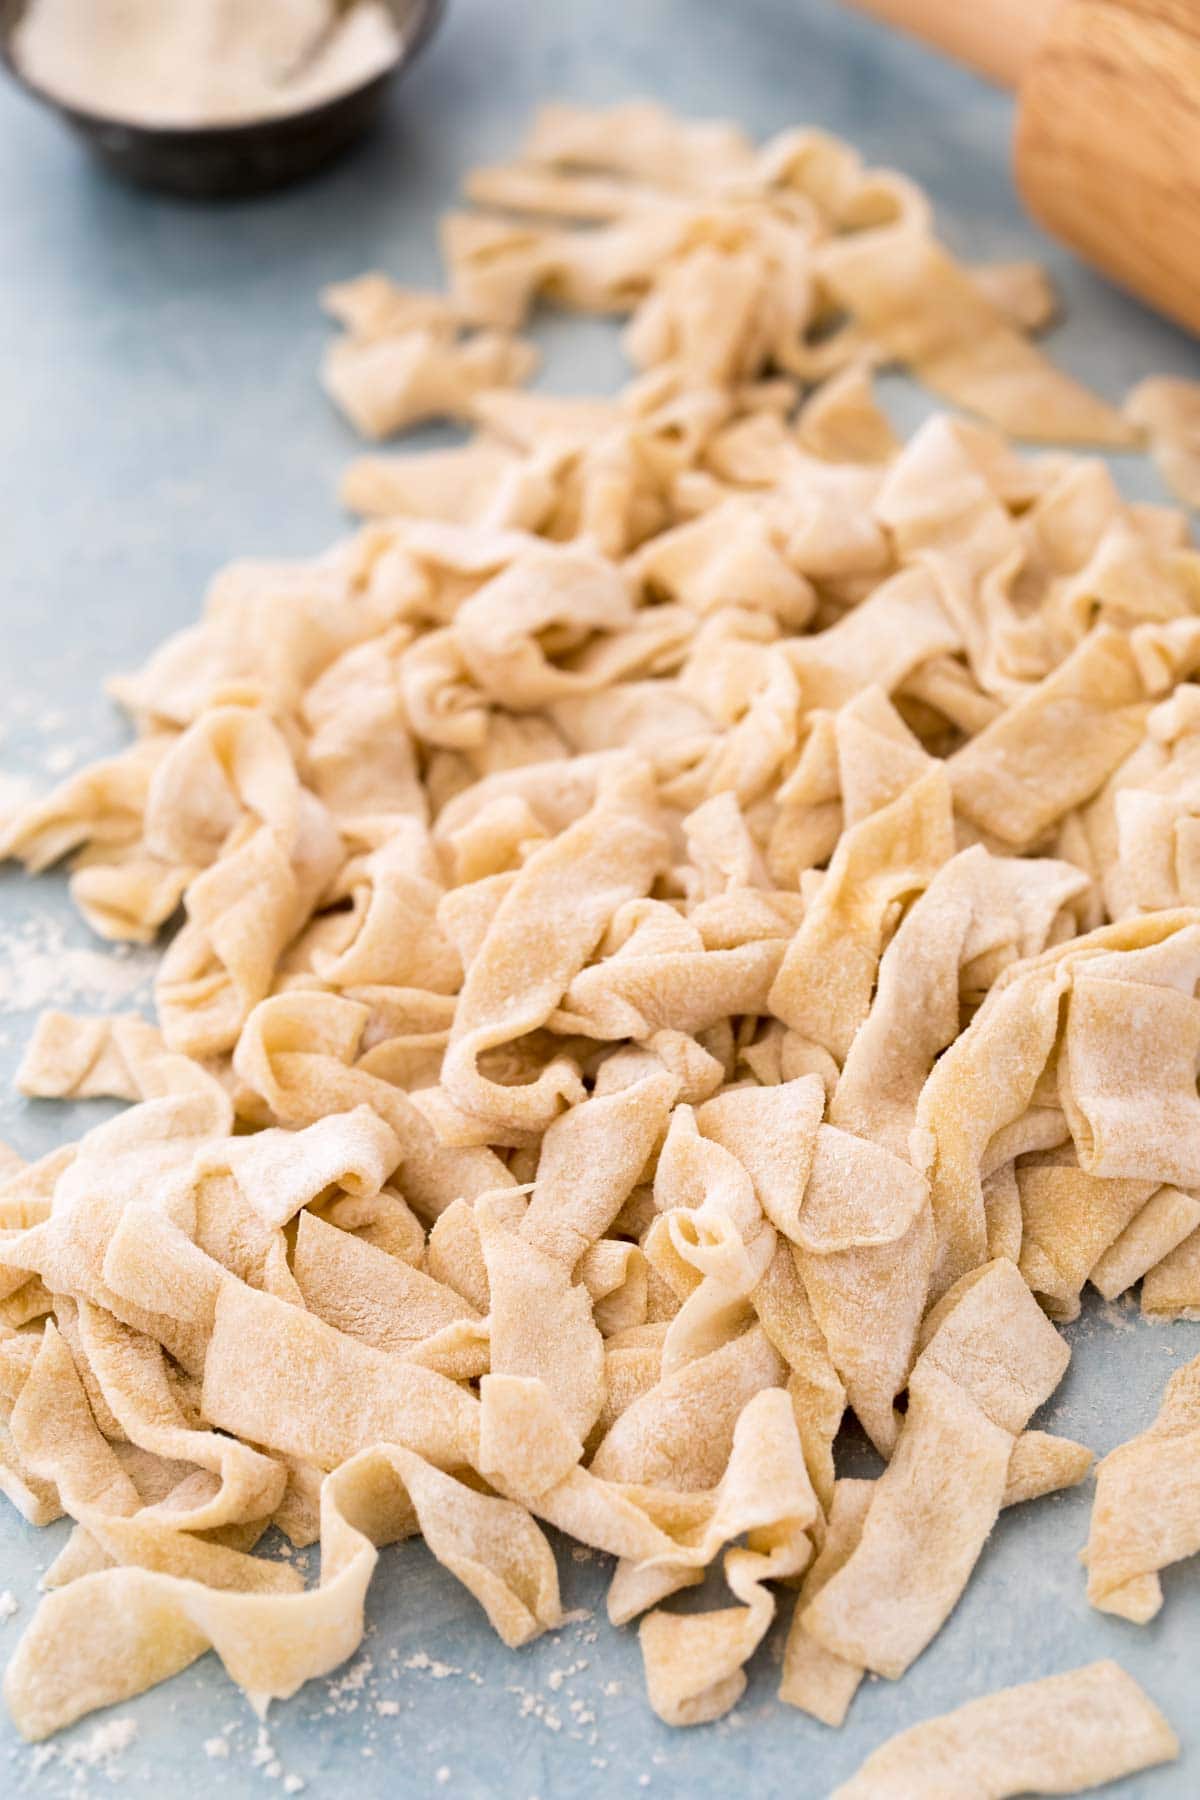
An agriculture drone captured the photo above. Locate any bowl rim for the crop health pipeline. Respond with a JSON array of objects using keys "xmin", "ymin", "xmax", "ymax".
[{"xmin": 0, "ymin": 0, "xmax": 445, "ymax": 141}]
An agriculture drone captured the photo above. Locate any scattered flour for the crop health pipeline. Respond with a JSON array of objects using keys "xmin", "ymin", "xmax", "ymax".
[
  {"xmin": 329, "ymin": 1656, "xmax": 373, "ymax": 1694},
  {"xmin": 58, "ymin": 1717, "xmax": 138, "ymax": 1776},
  {"xmin": 42, "ymin": 745, "xmax": 80, "ymax": 777},
  {"xmin": 0, "ymin": 1589, "xmax": 18, "ymax": 1621},
  {"xmin": 203, "ymin": 1735, "xmax": 231, "ymax": 1759},
  {"xmin": 240, "ymin": 1722, "xmax": 306, "ymax": 1789},
  {"xmin": 403, "ymin": 1652, "xmax": 461, "ymax": 1678},
  {"xmin": 0, "ymin": 915, "xmax": 155, "ymax": 1015}
]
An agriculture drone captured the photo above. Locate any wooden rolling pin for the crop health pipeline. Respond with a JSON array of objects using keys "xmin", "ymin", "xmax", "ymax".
[{"xmin": 843, "ymin": 0, "xmax": 1200, "ymax": 336}]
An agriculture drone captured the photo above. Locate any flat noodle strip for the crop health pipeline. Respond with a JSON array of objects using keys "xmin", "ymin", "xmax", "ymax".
[
  {"xmin": 200, "ymin": 1281, "xmax": 481, "ymax": 1472},
  {"xmin": 768, "ymin": 767, "xmax": 955, "ymax": 1060},
  {"xmin": 442, "ymin": 761, "xmax": 668, "ymax": 1134},
  {"xmin": 831, "ymin": 1661, "xmax": 1177, "ymax": 1799},
  {"xmin": 818, "ymin": 226, "xmax": 1135, "ymax": 446},
  {"xmin": 801, "ymin": 1261, "xmax": 1068, "ymax": 1678},
  {"xmin": 1085, "ymin": 1351, "xmax": 1200, "ymax": 1623}
]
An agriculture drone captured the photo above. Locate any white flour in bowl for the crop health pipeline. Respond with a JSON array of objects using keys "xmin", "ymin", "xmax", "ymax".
[{"xmin": 13, "ymin": 0, "xmax": 403, "ymax": 128}]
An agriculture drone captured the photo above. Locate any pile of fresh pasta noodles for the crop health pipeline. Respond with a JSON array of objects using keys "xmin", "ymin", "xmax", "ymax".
[{"xmin": 1, "ymin": 99, "xmax": 1199, "ymax": 1793}]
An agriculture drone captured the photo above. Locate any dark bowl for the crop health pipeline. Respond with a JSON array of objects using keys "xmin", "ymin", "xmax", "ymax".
[{"xmin": 0, "ymin": 0, "xmax": 444, "ymax": 198}]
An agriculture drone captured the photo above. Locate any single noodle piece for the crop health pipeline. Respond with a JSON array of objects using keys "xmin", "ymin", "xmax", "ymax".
[{"xmin": 830, "ymin": 1661, "xmax": 1177, "ymax": 1800}]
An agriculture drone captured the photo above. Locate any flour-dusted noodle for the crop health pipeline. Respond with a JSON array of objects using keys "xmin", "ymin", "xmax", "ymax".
[
  {"xmin": 1085, "ymin": 1352, "xmax": 1200, "ymax": 1623},
  {"xmin": 801, "ymin": 1262, "xmax": 1068, "ymax": 1678},
  {"xmin": 1127, "ymin": 376, "xmax": 1200, "ymax": 509},
  {"xmin": 831, "ymin": 1661, "xmax": 1177, "ymax": 1799}
]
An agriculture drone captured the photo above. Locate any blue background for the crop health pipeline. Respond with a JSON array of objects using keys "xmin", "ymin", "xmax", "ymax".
[{"xmin": 1, "ymin": 1, "xmax": 1199, "ymax": 1793}]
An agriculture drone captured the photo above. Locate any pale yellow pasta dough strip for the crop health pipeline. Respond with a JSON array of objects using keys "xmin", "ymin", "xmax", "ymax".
[
  {"xmin": 696, "ymin": 1075, "xmax": 824, "ymax": 1243},
  {"xmin": 831, "ymin": 1660, "xmax": 1177, "ymax": 1799},
  {"xmin": 291, "ymin": 1211, "xmax": 486, "ymax": 1378},
  {"xmin": 640, "ymin": 1535, "xmax": 807, "ymax": 1726},
  {"xmin": 10, "ymin": 1325, "xmax": 294, "ymax": 1593},
  {"xmin": 751, "ymin": 1242, "xmax": 844, "ymax": 1514},
  {"xmin": 0, "ymin": 735, "xmax": 169, "ymax": 873},
  {"xmin": 76, "ymin": 1302, "xmax": 286, "ymax": 1531},
  {"xmin": 948, "ymin": 628, "xmax": 1149, "ymax": 849},
  {"xmin": 797, "ymin": 363, "xmax": 898, "ymax": 464},
  {"xmin": 1003, "ymin": 1430, "xmax": 1093, "ymax": 1507},
  {"xmin": 792, "ymin": 1125, "xmax": 932, "ymax": 1457},
  {"xmin": 1090, "ymin": 1187, "xmax": 1200, "ymax": 1301},
  {"xmin": 233, "ymin": 990, "xmax": 511, "ymax": 1217},
  {"xmin": 832, "ymin": 847, "xmax": 1086, "ymax": 1157},
  {"xmin": 819, "ymin": 225, "xmax": 1134, "ymax": 446},
  {"xmin": 769, "ymin": 765, "xmax": 955, "ymax": 1060},
  {"xmin": 607, "ymin": 1385, "xmax": 817, "ymax": 1625},
  {"xmin": 442, "ymin": 761, "xmax": 668, "ymax": 1134},
  {"xmin": 1142, "ymin": 1223, "xmax": 1200, "ymax": 1319},
  {"xmin": 200, "ymin": 1281, "xmax": 480, "ymax": 1472},
  {"xmin": 912, "ymin": 964, "xmax": 1067, "ymax": 1293},
  {"xmin": 17, "ymin": 1011, "xmax": 152, "ymax": 1102},
  {"xmin": 780, "ymin": 1477, "xmax": 873, "ymax": 1726},
  {"xmin": 5, "ymin": 1438, "xmax": 559, "ymax": 1741},
  {"xmin": 202, "ymin": 1105, "xmax": 402, "ymax": 1229},
  {"xmin": 801, "ymin": 1260, "xmax": 1068, "ymax": 1678},
  {"xmin": 1016, "ymin": 1164, "xmax": 1158, "ymax": 1321},
  {"xmin": 590, "ymin": 1326, "xmax": 784, "ymax": 1491},
  {"xmin": 1061, "ymin": 965, "xmax": 1200, "ymax": 1189},
  {"xmin": 322, "ymin": 327, "xmax": 537, "ymax": 441},
  {"xmin": 555, "ymin": 938, "xmax": 784, "ymax": 1042},
  {"xmin": 1126, "ymin": 375, "xmax": 1200, "ymax": 509},
  {"xmin": 1085, "ymin": 1351, "xmax": 1200, "ymax": 1623},
  {"xmin": 519, "ymin": 1069, "xmax": 675, "ymax": 1265},
  {"xmin": 477, "ymin": 1195, "xmax": 604, "ymax": 1442}
]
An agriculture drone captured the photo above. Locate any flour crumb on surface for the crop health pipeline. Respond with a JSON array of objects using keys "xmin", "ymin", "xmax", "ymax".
[
  {"xmin": 59, "ymin": 1717, "xmax": 138, "ymax": 1774},
  {"xmin": 404, "ymin": 1652, "xmax": 461, "ymax": 1678},
  {"xmin": 203, "ymin": 1735, "xmax": 230, "ymax": 1758},
  {"xmin": 329, "ymin": 1656, "xmax": 373, "ymax": 1693},
  {"xmin": 250, "ymin": 1727, "xmax": 276, "ymax": 1768},
  {"xmin": 0, "ymin": 1591, "xmax": 17, "ymax": 1622},
  {"xmin": 0, "ymin": 915, "xmax": 154, "ymax": 1015}
]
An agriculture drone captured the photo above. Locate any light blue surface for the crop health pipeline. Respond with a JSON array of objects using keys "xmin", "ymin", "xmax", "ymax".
[{"xmin": 2, "ymin": 2, "xmax": 1200, "ymax": 1794}]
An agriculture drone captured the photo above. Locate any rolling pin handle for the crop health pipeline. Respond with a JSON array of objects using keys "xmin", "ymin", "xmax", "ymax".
[{"xmin": 840, "ymin": 0, "xmax": 1062, "ymax": 89}]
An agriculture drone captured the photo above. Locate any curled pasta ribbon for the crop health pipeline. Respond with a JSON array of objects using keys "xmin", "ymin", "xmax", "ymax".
[
  {"xmin": 233, "ymin": 991, "xmax": 511, "ymax": 1218},
  {"xmin": 769, "ymin": 765, "xmax": 955, "ymax": 1061},
  {"xmin": 442, "ymin": 760, "xmax": 669, "ymax": 1136},
  {"xmin": 322, "ymin": 323, "xmax": 537, "ymax": 441},
  {"xmin": 791, "ymin": 1126, "xmax": 932, "ymax": 1457},
  {"xmin": 1085, "ymin": 1351, "xmax": 1200, "ymax": 1624},
  {"xmin": 6, "ymin": 1336, "xmax": 558, "ymax": 1740},
  {"xmin": 645, "ymin": 1107, "xmax": 776, "ymax": 1376}
]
